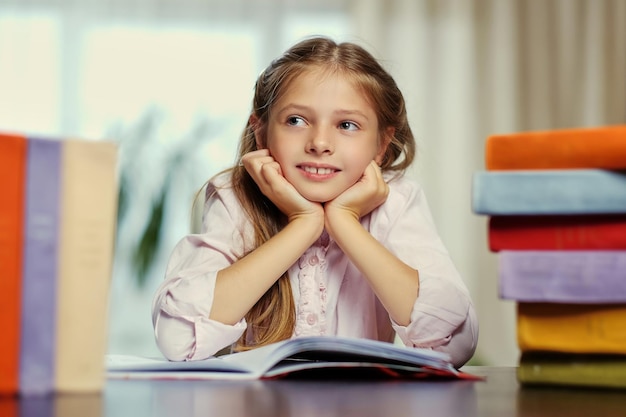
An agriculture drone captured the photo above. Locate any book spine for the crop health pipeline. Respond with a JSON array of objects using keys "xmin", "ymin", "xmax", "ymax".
[
  {"xmin": 517, "ymin": 303, "xmax": 626, "ymax": 354},
  {"xmin": 55, "ymin": 395, "xmax": 103, "ymax": 416},
  {"xmin": 19, "ymin": 138, "xmax": 62, "ymax": 395},
  {"xmin": 0, "ymin": 133, "xmax": 27, "ymax": 395},
  {"xmin": 485, "ymin": 125, "xmax": 626, "ymax": 170},
  {"xmin": 0, "ymin": 401, "xmax": 18, "ymax": 417},
  {"xmin": 55, "ymin": 139, "xmax": 118, "ymax": 393},
  {"xmin": 472, "ymin": 169, "xmax": 626, "ymax": 215},
  {"xmin": 518, "ymin": 353, "xmax": 626, "ymax": 389},
  {"xmin": 499, "ymin": 250, "xmax": 626, "ymax": 303},
  {"xmin": 488, "ymin": 215, "xmax": 626, "ymax": 251}
]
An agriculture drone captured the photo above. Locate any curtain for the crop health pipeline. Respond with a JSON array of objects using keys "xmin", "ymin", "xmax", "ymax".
[{"xmin": 350, "ymin": 0, "xmax": 626, "ymax": 365}]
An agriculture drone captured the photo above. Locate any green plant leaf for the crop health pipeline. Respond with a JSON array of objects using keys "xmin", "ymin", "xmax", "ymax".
[{"xmin": 132, "ymin": 187, "xmax": 166, "ymax": 288}]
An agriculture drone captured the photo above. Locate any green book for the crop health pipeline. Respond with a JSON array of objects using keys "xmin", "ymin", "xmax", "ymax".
[{"xmin": 518, "ymin": 352, "xmax": 626, "ymax": 389}]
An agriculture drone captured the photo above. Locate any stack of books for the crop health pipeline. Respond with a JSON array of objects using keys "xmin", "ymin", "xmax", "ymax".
[
  {"xmin": 472, "ymin": 125, "xmax": 626, "ymax": 389},
  {"xmin": 0, "ymin": 132, "xmax": 118, "ymax": 396}
]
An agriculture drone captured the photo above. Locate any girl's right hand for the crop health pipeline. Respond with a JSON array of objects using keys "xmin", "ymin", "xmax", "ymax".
[{"xmin": 241, "ymin": 149, "xmax": 324, "ymax": 224}]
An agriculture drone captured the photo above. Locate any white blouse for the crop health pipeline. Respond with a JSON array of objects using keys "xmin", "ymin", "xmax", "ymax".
[{"xmin": 152, "ymin": 172, "xmax": 478, "ymax": 368}]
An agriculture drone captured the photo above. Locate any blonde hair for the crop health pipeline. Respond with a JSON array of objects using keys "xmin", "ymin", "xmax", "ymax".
[{"xmin": 222, "ymin": 36, "xmax": 416, "ymax": 350}]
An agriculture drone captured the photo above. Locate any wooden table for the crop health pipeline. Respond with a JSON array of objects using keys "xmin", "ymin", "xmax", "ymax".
[{"xmin": 4, "ymin": 367, "xmax": 626, "ymax": 416}]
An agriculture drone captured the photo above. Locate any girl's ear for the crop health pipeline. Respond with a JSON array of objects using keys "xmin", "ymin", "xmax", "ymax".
[
  {"xmin": 249, "ymin": 114, "xmax": 265, "ymax": 150},
  {"xmin": 374, "ymin": 127, "xmax": 395, "ymax": 165}
]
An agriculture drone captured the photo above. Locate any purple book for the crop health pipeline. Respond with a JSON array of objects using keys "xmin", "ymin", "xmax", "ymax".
[
  {"xmin": 498, "ymin": 250, "xmax": 626, "ymax": 303},
  {"xmin": 19, "ymin": 138, "xmax": 61, "ymax": 395},
  {"xmin": 498, "ymin": 250, "xmax": 626, "ymax": 304}
]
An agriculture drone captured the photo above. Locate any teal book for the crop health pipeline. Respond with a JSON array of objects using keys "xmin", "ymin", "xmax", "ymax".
[{"xmin": 472, "ymin": 169, "xmax": 626, "ymax": 215}]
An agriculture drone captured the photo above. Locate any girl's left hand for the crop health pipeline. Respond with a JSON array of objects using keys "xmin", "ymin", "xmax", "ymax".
[{"xmin": 325, "ymin": 160, "xmax": 389, "ymax": 222}]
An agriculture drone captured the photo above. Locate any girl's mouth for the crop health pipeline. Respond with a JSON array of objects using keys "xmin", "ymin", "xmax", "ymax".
[{"xmin": 301, "ymin": 166, "xmax": 337, "ymax": 175}]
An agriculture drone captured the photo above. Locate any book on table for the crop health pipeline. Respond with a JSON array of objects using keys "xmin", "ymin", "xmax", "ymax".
[
  {"xmin": 19, "ymin": 138, "xmax": 62, "ymax": 395},
  {"xmin": 488, "ymin": 215, "xmax": 626, "ymax": 251},
  {"xmin": 517, "ymin": 303, "xmax": 626, "ymax": 355},
  {"xmin": 518, "ymin": 352, "xmax": 626, "ymax": 389},
  {"xmin": 484, "ymin": 125, "xmax": 626, "ymax": 170},
  {"xmin": 498, "ymin": 250, "xmax": 626, "ymax": 303},
  {"xmin": 472, "ymin": 169, "xmax": 626, "ymax": 215},
  {"xmin": 107, "ymin": 336, "xmax": 482, "ymax": 381},
  {"xmin": 0, "ymin": 132, "xmax": 27, "ymax": 395},
  {"xmin": 54, "ymin": 139, "xmax": 118, "ymax": 393}
]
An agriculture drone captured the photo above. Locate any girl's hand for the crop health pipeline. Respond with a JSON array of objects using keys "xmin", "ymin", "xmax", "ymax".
[
  {"xmin": 325, "ymin": 160, "xmax": 389, "ymax": 224},
  {"xmin": 241, "ymin": 149, "xmax": 324, "ymax": 223}
]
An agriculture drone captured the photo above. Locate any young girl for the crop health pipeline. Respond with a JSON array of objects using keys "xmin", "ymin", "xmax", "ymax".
[{"xmin": 152, "ymin": 36, "xmax": 478, "ymax": 368}]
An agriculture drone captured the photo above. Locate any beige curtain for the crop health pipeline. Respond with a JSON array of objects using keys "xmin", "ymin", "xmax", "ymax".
[{"xmin": 350, "ymin": 0, "xmax": 626, "ymax": 365}]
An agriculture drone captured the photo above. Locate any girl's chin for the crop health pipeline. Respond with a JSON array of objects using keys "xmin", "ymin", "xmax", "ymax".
[{"xmin": 298, "ymin": 189, "xmax": 343, "ymax": 203}]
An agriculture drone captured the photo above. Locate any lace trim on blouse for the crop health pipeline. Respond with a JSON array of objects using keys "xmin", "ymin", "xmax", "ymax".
[{"xmin": 294, "ymin": 231, "xmax": 331, "ymax": 336}]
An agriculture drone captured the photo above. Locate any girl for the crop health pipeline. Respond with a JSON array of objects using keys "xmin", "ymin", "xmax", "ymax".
[{"xmin": 152, "ymin": 36, "xmax": 478, "ymax": 368}]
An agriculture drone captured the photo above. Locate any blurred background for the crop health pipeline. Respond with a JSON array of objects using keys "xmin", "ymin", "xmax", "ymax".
[{"xmin": 1, "ymin": 0, "xmax": 624, "ymax": 366}]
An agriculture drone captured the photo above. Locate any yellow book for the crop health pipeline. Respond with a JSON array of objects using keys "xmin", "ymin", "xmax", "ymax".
[
  {"xmin": 55, "ymin": 139, "xmax": 118, "ymax": 392},
  {"xmin": 517, "ymin": 303, "xmax": 626, "ymax": 354}
]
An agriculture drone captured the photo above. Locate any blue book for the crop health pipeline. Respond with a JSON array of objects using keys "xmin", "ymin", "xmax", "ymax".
[
  {"xmin": 472, "ymin": 169, "xmax": 626, "ymax": 215},
  {"xmin": 19, "ymin": 138, "xmax": 62, "ymax": 395}
]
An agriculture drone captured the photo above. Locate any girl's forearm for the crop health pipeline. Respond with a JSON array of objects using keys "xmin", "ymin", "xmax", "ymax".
[
  {"xmin": 326, "ymin": 215, "xmax": 419, "ymax": 326},
  {"xmin": 209, "ymin": 216, "xmax": 323, "ymax": 325}
]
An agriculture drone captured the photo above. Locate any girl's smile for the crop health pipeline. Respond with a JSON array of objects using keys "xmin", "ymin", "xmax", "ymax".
[{"xmin": 298, "ymin": 163, "xmax": 340, "ymax": 178}]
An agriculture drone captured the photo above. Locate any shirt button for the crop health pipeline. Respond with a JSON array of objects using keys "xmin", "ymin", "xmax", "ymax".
[
  {"xmin": 309, "ymin": 255, "xmax": 319, "ymax": 266},
  {"xmin": 306, "ymin": 313, "xmax": 318, "ymax": 325}
]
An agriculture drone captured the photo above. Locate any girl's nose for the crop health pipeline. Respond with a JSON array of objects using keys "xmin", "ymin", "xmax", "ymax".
[{"xmin": 307, "ymin": 127, "xmax": 334, "ymax": 155}]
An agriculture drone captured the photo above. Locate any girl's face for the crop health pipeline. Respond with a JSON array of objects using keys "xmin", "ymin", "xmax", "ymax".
[{"xmin": 260, "ymin": 68, "xmax": 389, "ymax": 203}]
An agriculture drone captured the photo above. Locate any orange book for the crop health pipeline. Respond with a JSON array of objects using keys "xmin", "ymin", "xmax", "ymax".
[
  {"xmin": 0, "ymin": 133, "xmax": 27, "ymax": 394},
  {"xmin": 485, "ymin": 125, "xmax": 626, "ymax": 170},
  {"xmin": 517, "ymin": 303, "xmax": 626, "ymax": 354},
  {"xmin": 0, "ymin": 399, "xmax": 17, "ymax": 417}
]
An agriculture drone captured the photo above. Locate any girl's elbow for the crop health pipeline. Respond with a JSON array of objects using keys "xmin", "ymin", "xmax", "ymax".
[
  {"xmin": 154, "ymin": 314, "xmax": 196, "ymax": 361},
  {"xmin": 442, "ymin": 314, "xmax": 479, "ymax": 368}
]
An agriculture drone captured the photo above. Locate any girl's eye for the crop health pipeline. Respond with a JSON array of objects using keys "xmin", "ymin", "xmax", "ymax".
[
  {"xmin": 287, "ymin": 116, "xmax": 305, "ymax": 126},
  {"xmin": 339, "ymin": 121, "xmax": 358, "ymax": 131}
]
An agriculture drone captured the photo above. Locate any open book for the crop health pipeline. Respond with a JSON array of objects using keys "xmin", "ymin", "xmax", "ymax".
[{"xmin": 107, "ymin": 336, "xmax": 480, "ymax": 381}]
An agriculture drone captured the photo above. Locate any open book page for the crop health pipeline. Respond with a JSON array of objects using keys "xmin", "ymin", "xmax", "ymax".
[
  {"xmin": 106, "ymin": 354, "xmax": 245, "ymax": 372},
  {"xmin": 107, "ymin": 336, "xmax": 479, "ymax": 381},
  {"xmin": 220, "ymin": 336, "xmax": 456, "ymax": 378},
  {"xmin": 106, "ymin": 354, "xmax": 253, "ymax": 380}
]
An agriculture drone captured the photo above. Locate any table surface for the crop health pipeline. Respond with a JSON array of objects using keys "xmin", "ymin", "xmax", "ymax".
[{"xmin": 4, "ymin": 367, "xmax": 626, "ymax": 417}]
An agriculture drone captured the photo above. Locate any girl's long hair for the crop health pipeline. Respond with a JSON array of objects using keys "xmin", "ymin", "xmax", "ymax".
[{"xmin": 222, "ymin": 36, "xmax": 416, "ymax": 350}]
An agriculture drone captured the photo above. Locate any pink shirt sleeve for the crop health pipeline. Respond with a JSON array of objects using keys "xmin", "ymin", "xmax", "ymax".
[
  {"xmin": 371, "ymin": 177, "xmax": 479, "ymax": 367},
  {"xmin": 152, "ymin": 179, "xmax": 248, "ymax": 361}
]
